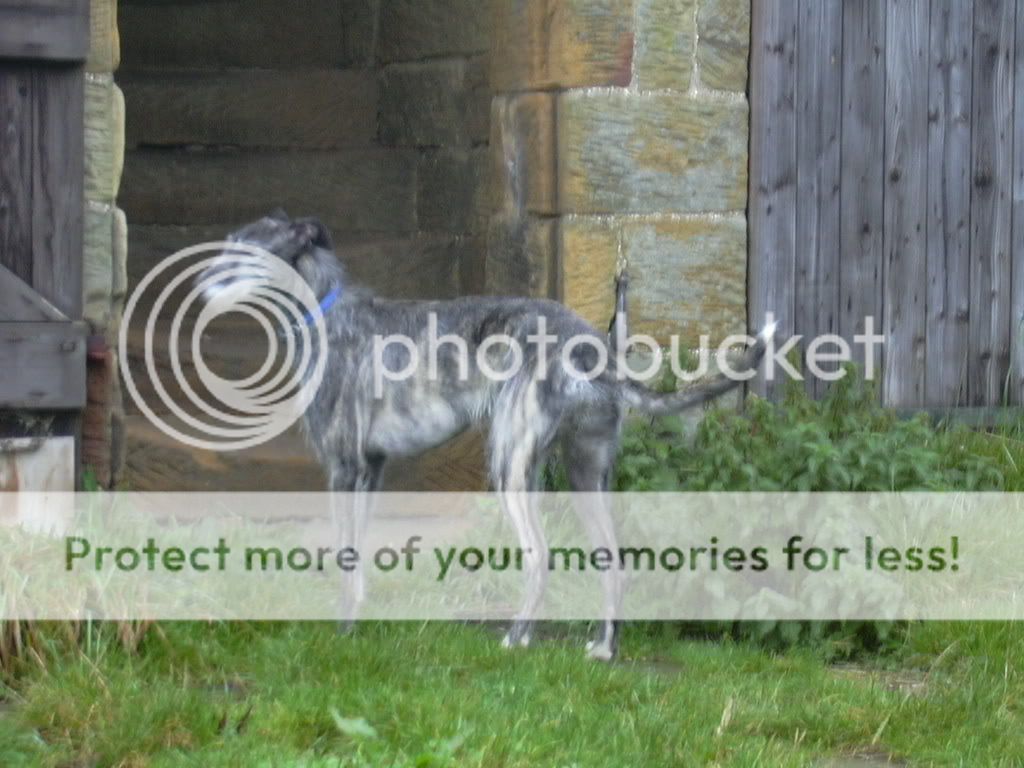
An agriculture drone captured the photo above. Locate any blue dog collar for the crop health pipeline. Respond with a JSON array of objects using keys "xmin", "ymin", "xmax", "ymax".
[{"xmin": 303, "ymin": 285, "xmax": 341, "ymax": 326}]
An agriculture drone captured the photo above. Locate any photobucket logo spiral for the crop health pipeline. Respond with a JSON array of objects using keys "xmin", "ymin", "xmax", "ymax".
[{"xmin": 118, "ymin": 242, "xmax": 328, "ymax": 451}]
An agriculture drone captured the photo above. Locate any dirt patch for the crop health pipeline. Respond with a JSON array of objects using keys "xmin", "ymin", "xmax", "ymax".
[
  {"xmin": 123, "ymin": 414, "xmax": 487, "ymax": 492},
  {"xmin": 124, "ymin": 415, "xmax": 324, "ymax": 491},
  {"xmin": 815, "ymin": 748, "xmax": 908, "ymax": 767},
  {"xmin": 830, "ymin": 663, "xmax": 928, "ymax": 697}
]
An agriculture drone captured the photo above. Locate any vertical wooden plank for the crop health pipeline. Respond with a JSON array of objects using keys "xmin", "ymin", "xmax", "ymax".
[
  {"xmin": 0, "ymin": 66, "xmax": 34, "ymax": 285},
  {"xmin": 749, "ymin": 0, "xmax": 798, "ymax": 399},
  {"xmin": 32, "ymin": 65, "xmax": 84, "ymax": 320},
  {"xmin": 969, "ymin": 0, "xmax": 1015, "ymax": 405},
  {"xmin": 925, "ymin": 0, "xmax": 973, "ymax": 406},
  {"xmin": 1013, "ymin": 0, "xmax": 1024, "ymax": 404},
  {"xmin": 882, "ymin": 0, "xmax": 930, "ymax": 407},
  {"xmin": 839, "ymin": 0, "xmax": 886, "ymax": 392},
  {"xmin": 795, "ymin": 0, "xmax": 843, "ymax": 397}
]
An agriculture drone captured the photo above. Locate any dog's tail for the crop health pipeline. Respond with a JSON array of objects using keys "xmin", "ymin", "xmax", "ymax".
[
  {"xmin": 607, "ymin": 270, "xmax": 630, "ymax": 355},
  {"xmin": 619, "ymin": 322, "xmax": 777, "ymax": 416}
]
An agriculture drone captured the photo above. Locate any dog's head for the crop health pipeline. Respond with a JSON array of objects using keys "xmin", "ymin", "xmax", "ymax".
[{"xmin": 196, "ymin": 209, "xmax": 341, "ymax": 305}]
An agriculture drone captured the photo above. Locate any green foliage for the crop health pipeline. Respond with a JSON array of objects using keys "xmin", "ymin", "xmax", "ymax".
[
  {"xmin": 547, "ymin": 369, "xmax": 1015, "ymax": 654},
  {"xmin": 613, "ymin": 371, "xmax": 1005, "ymax": 493},
  {"xmin": 80, "ymin": 466, "xmax": 101, "ymax": 493}
]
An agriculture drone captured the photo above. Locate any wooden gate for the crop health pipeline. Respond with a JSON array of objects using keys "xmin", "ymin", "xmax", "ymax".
[
  {"xmin": 750, "ymin": 0, "xmax": 1024, "ymax": 407},
  {"xmin": 0, "ymin": 4, "xmax": 87, "ymax": 414}
]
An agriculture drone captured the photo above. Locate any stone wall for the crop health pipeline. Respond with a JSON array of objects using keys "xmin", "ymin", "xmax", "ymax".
[
  {"xmin": 82, "ymin": 0, "xmax": 128, "ymax": 487},
  {"xmin": 488, "ymin": 0, "xmax": 750, "ymax": 349},
  {"xmin": 114, "ymin": 0, "xmax": 494, "ymax": 490},
  {"xmin": 118, "ymin": 0, "xmax": 491, "ymax": 300}
]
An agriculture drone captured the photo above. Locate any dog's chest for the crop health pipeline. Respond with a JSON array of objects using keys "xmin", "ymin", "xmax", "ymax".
[{"xmin": 366, "ymin": 396, "xmax": 465, "ymax": 457}]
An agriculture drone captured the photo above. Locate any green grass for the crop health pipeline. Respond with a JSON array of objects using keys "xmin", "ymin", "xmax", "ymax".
[
  {"xmin": 5, "ymin": 378, "xmax": 1024, "ymax": 765},
  {"xmin": 0, "ymin": 621, "xmax": 1022, "ymax": 766}
]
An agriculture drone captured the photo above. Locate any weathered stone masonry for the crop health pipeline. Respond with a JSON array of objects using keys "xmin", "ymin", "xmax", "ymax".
[
  {"xmin": 488, "ymin": 0, "xmax": 751, "ymax": 349},
  {"xmin": 83, "ymin": 0, "xmax": 128, "ymax": 487},
  {"xmin": 118, "ymin": 0, "xmax": 492, "ymax": 301}
]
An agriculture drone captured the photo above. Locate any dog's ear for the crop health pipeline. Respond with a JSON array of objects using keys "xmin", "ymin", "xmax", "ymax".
[
  {"xmin": 267, "ymin": 207, "xmax": 290, "ymax": 222},
  {"xmin": 292, "ymin": 217, "xmax": 333, "ymax": 250}
]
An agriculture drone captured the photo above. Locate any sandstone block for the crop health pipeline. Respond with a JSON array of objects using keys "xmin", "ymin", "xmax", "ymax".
[
  {"xmin": 336, "ymin": 235, "xmax": 465, "ymax": 300},
  {"xmin": 697, "ymin": 0, "xmax": 750, "ymax": 92},
  {"xmin": 120, "ymin": 149, "xmax": 417, "ymax": 235},
  {"xmin": 380, "ymin": 59, "xmax": 490, "ymax": 147},
  {"xmin": 622, "ymin": 215, "xmax": 747, "ymax": 346},
  {"xmin": 486, "ymin": 214, "xmax": 557, "ymax": 297},
  {"xmin": 635, "ymin": 0, "xmax": 696, "ymax": 90},
  {"xmin": 121, "ymin": 70, "xmax": 378, "ymax": 149},
  {"xmin": 418, "ymin": 149, "xmax": 487, "ymax": 233},
  {"xmin": 491, "ymin": 0, "xmax": 635, "ymax": 91},
  {"xmin": 558, "ymin": 91, "xmax": 748, "ymax": 214},
  {"xmin": 379, "ymin": 0, "xmax": 488, "ymax": 62},
  {"xmin": 489, "ymin": 93, "xmax": 557, "ymax": 216},
  {"xmin": 83, "ymin": 201, "xmax": 114, "ymax": 333},
  {"xmin": 108, "ymin": 207, "xmax": 128, "ymax": 342},
  {"xmin": 84, "ymin": 74, "xmax": 124, "ymax": 203},
  {"xmin": 86, "ymin": 0, "xmax": 119, "ymax": 73},
  {"xmin": 118, "ymin": 0, "xmax": 365, "ymax": 69},
  {"xmin": 560, "ymin": 216, "xmax": 620, "ymax": 330}
]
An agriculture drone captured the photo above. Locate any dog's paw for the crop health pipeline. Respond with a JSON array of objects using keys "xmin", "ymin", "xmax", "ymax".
[
  {"xmin": 585, "ymin": 639, "xmax": 615, "ymax": 662},
  {"xmin": 501, "ymin": 633, "xmax": 531, "ymax": 649},
  {"xmin": 501, "ymin": 623, "xmax": 532, "ymax": 649},
  {"xmin": 336, "ymin": 619, "xmax": 357, "ymax": 636}
]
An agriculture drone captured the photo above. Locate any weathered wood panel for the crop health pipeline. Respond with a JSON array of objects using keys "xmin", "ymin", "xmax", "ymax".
[
  {"xmin": 925, "ymin": 0, "xmax": 973, "ymax": 406},
  {"xmin": 0, "ymin": 267, "xmax": 66, "ymax": 322},
  {"xmin": 795, "ymin": 0, "xmax": 843, "ymax": 396},
  {"xmin": 839, "ymin": 0, "xmax": 887, "ymax": 385},
  {"xmin": 748, "ymin": 0, "xmax": 798, "ymax": 399},
  {"xmin": 753, "ymin": 0, "xmax": 1024, "ymax": 407},
  {"xmin": 882, "ymin": 0, "xmax": 929, "ymax": 406},
  {"xmin": 0, "ymin": 322, "xmax": 86, "ymax": 409},
  {"xmin": 0, "ymin": 67, "xmax": 34, "ymax": 286},
  {"xmin": 1, "ymin": 64, "xmax": 84, "ymax": 319},
  {"xmin": 32, "ymin": 65, "xmax": 84, "ymax": 319},
  {"xmin": 1012, "ymin": 0, "xmax": 1024, "ymax": 404},
  {"xmin": 969, "ymin": 0, "xmax": 1016, "ymax": 405},
  {"xmin": 0, "ymin": 5, "xmax": 87, "ymax": 490},
  {"xmin": 0, "ymin": 0, "xmax": 89, "ymax": 61}
]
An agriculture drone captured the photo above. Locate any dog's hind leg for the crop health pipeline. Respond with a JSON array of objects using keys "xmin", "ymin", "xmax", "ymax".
[
  {"xmin": 489, "ymin": 382, "xmax": 560, "ymax": 649},
  {"xmin": 562, "ymin": 408, "xmax": 624, "ymax": 661}
]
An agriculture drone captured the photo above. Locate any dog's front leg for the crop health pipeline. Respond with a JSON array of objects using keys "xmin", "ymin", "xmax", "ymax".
[{"xmin": 329, "ymin": 458, "xmax": 384, "ymax": 633}]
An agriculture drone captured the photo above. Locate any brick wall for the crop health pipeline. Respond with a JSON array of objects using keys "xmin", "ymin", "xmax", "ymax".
[
  {"xmin": 118, "ymin": 0, "xmax": 491, "ymax": 301},
  {"xmin": 488, "ymin": 0, "xmax": 751, "ymax": 348}
]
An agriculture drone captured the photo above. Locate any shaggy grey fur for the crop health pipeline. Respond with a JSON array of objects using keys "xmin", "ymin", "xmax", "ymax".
[{"xmin": 198, "ymin": 211, "xmax": 772, "ymax": 660}]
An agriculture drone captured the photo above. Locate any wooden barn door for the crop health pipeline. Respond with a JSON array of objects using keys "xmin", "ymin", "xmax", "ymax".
[
  {"xmin": 0, "ymin": 3, "xmax": 87, "ymax": 443},
  {"xmin": 750, "ymin": 0, "xmax": 1024, "ymax": 408}
]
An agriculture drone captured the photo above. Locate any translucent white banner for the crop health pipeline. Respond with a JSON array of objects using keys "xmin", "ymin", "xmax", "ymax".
[{"xmin": 0, "ymin": 492, "xmax": 1019, "ymax": 621}]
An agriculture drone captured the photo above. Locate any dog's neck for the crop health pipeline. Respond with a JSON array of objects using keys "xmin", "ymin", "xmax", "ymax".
[{"xmin": 298, "ymin": 245, "xmax": 353, "ymax": 302}]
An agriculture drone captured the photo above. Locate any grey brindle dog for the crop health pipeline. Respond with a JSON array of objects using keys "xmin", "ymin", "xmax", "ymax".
[{"xmin": 198, "ymin": 210, "xmax": 772, "ymax": 660}]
